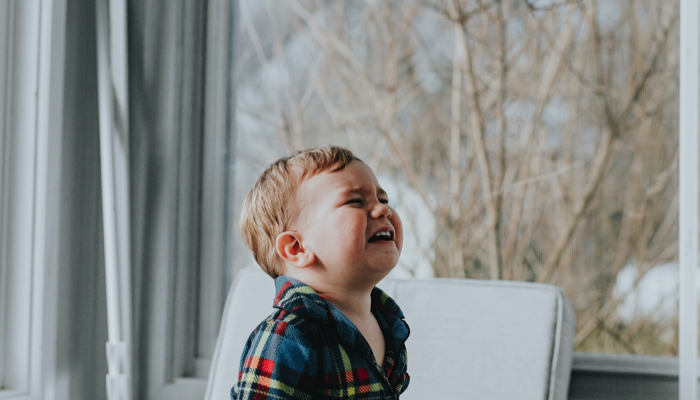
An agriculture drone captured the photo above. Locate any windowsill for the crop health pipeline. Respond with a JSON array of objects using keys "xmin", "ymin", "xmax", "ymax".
[
  {"xmin": 0, "ymin": 389, "xmax": 27, "ymax": 399},
  {"xmin": 573, "ymin": 352, "xmax": 699, "ymax": 377}
]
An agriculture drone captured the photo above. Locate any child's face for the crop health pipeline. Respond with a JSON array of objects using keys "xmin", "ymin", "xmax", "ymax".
[{"xmin": 294, "ymin": 160, "xmax": 403, "ymax": 283}]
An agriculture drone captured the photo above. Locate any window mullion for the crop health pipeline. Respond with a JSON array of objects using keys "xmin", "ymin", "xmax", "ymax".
[
  {"xmin": 678, "ymin": 0, "xmax": 699, "ymax": 398},
  {"xmin": 0, "ymin": 0, "xmax": 11, "ymax": 388}
]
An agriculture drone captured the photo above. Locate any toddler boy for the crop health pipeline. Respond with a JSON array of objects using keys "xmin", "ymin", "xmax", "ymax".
[{"xmin": 231, "ymin": 146, "xmax": 410, "ymax": 399}]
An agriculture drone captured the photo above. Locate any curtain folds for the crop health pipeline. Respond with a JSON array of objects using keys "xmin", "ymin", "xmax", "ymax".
[
  {"xmin": 127, "ymin": 0, "xmax": 207, "ymax": 397},
  {"xmin": 127, "ymin": 0, "xmax": 236, "ymax": 397}
]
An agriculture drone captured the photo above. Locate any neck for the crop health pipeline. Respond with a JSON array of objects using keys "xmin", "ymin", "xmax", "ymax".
[
  {"xmin": 284, "ymin": 268, "xmax": 379, "ymax": 320},
  {"xmin": 309, "ymin": 281, "xmax": 374, "ymax": 320}
]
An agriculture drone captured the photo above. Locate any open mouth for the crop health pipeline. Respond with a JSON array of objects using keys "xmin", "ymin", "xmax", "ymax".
[{"xmin": 368, "ymin": 230, "xmax": 394, "ymax": 243}]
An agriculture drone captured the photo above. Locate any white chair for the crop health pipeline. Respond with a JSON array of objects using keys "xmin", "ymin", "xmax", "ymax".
[{"xmin": 205, "ymin": 266, "xmax": 575, "ymax": 400}]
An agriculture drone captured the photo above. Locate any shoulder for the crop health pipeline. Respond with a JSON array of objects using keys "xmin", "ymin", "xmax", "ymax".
[
  {"xmin": 233, "ymin": 310, "xmax": 325, "ymax": 399},
  {"xmin": 239, "ymin": 308, "xmax": 333, "ymax": 372},
  {"xmin": 248, "ymin": 308, "xmax": 327, "ymax": 346}
]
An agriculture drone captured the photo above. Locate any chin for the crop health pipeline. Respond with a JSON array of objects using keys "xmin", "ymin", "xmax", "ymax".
[{"xmin": 368, "ymin": 263, "xmax": 398, "ymax": 276}]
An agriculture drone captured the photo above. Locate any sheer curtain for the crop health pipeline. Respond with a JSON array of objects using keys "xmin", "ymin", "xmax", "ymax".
[
  {"xmin": 126, "ymin": 0, "xmax": 236, "ymax": 398},
  {"xmin": 4, "ymin": 0, "xmax": 238, "ymax": 398}
]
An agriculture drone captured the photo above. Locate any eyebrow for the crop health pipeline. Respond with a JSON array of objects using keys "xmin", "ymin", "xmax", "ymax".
[{"xmin": 341, "ymin": 187, "xmax": 388, "ymax": 197}]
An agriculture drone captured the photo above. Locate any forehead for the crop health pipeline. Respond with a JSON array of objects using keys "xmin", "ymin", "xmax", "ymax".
[{"xmin": 298, "ymin": 161, "xmax": 384, "ymax": 198}]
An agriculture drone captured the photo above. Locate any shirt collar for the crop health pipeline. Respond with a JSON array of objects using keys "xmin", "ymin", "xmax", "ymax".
[
  {"xmin": 273, "ymin": 276, "xmax": 333, "ymax": 321},
  {"xmin": 273, "ymin": 275, "xmax": 406, "ymax": 321},
  {"xmin": 273, "ymin": 275, "xmax": 410, "ymax": 383}
]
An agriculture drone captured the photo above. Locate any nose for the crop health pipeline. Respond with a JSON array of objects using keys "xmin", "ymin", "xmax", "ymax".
[{"xmin": 371, "ymin": 201, "xmax": 392, "ymax": 219}]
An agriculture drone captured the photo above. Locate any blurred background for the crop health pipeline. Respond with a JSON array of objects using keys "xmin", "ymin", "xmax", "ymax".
[
  {"xmin": 233, "ymin": 0, "xmax": 681, "ymax": 355},
  {"xmin": 0, "ymin": 0, "xmax": 692, "ymax": 399}
]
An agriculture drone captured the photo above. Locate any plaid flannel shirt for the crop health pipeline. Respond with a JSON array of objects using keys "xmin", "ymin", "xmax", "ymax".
[{"xmin": 231, "ymin": 275, "xmax": 410, "ymax": 400}]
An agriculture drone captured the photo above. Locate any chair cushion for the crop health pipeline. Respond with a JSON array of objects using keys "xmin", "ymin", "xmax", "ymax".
[{"xmin": 204, "ymin": 267, "xmax": 575, "ymax": 400}]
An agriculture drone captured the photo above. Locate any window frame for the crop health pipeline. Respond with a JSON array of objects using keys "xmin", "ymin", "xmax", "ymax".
[
  {"xmin": 0, "ymin": 0, "xmax": 11, "ymax": 389},
  {"xmin": 0, "ymin": 0, "xmax": 43, "ymax": 394},
  {"xmin": 678, "ymin": 0, "xmax": 699, "ymax": 398},
  {"xmin": 0, "ymin": 0, "xmax": 66, "ymax": 398}
]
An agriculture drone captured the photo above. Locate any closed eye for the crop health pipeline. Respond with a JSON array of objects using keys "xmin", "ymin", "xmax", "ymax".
[{"xmin": 345, "ymin": 198, "xmax": 389, "ymax": 205}]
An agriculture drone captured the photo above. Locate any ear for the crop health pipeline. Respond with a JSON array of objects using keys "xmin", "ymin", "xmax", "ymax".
[{"xmin": 275, "ymin": 231, "xmax": 315, "ymax": 268}]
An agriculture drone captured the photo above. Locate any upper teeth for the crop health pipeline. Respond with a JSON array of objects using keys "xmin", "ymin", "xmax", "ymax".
[{"xmin": 374, "ymin": 231, "xmax": 391, "ymax": 239}]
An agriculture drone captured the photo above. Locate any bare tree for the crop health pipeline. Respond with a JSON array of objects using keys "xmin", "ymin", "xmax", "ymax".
[{"xmin": 235, "ymin": 0, "xmax": 681, "ymax": 355}]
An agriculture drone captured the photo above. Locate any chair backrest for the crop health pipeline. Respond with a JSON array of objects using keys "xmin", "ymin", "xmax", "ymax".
[{"xmin": 204, "ymin": 267, "xmax": 575, "ymax": 400}]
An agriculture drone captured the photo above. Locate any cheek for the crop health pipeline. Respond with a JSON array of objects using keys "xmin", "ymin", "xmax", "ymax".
[
  {"xmin": 327, "ymin": 213, "xmax": 364, "ymax": 247},
  {"xmin": 390, "ymin": 210, "xmax": 404, "ymax": 251},
  {"xmin": 341, "ymin": 211, "xmax": 366, "ymax": 230}
]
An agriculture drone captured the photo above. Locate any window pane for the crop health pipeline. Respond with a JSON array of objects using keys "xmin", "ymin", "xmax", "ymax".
[{"xmin": 232, "ymin": 0, "xmax": 681, "ymax": 356}]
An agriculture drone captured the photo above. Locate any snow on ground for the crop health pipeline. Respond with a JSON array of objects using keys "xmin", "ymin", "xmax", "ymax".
[{"xmin": 614, "ymin": 262, "xmax": 700, "ymax": 322}]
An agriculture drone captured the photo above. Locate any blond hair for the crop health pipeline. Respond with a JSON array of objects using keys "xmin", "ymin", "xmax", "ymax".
[{"xmin": 240, "ymin": 146, "xmax": 360, "ymax": 278}]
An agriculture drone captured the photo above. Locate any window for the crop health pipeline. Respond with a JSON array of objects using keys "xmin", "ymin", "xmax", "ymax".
[{"xmin": 232, "ymin": 0, "xmax": 682, "ymax": 358}]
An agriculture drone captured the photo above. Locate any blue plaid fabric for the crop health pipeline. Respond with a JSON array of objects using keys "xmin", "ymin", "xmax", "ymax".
[{"xmin": 231, "ymin": 275, "xmax": 410, "ymax": 399}]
